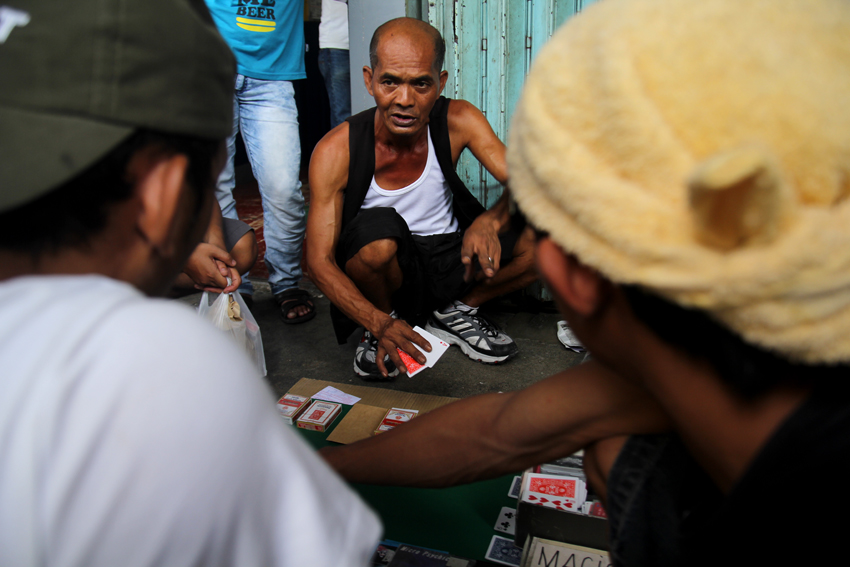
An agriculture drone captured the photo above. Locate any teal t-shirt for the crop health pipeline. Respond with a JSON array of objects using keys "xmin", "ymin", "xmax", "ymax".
[{"xmin": 206, "ymin": 0, "xmax": 306, "ymax": 81}]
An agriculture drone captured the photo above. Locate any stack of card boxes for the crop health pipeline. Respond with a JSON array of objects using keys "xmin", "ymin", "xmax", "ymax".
[
  {"xmin": 276, "ymin": 394, "xmax": 311, "ymax": 425},
  {"xmin": 373, "ymin": 408, "xmax": 418, "ymax": 435},
  {"xmin": 296, "ymin": 400, "xmax": 342, "ymax": 432},
  {"xmin": 515, "ymin": 469, "xmax": 609, "ymax": 551}
]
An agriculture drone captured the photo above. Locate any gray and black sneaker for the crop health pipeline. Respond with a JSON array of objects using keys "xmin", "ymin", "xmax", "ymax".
[
  {"xmin": 425, "ymin": 307, "xmax": 518, "ymax": 364},
  {"xmin": 353, "ymin": 330, "xmax": 399, "ymax": 380}
]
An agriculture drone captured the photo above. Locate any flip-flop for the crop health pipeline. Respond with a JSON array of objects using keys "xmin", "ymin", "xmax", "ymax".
[{"xmin": 275, "ymin": 288, "xmax": 316, "ymax": 324}]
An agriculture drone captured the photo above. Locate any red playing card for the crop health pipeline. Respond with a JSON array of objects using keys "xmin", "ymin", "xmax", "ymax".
[
  {"xmin": 529, "ymin": 477, "xmax": 577, "ymax": 498},
  {"xmin": 589, "ymin": 502, "xmax": 608, "ymax": 518},
  {"xmin": 397, "ymin": 348, "xmax": 424, "ymax": 374}
]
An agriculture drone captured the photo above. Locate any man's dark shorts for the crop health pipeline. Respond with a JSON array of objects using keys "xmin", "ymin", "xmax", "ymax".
[
  {"xmin": 222, "ymin": 217, "xmax": 252, "ymax": 252},
  {"xmin": 336, "ymin": 207, "xmax": 522, "ymax": 326}
]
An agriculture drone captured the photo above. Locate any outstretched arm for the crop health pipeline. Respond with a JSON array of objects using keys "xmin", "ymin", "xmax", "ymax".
[
  {"xmin": 306, "ymin": 126, "xmax": 430, "ymax": 376},
  {"xmin": 320, "ymin": 360, "xmax": 671, "ymax": 487}
]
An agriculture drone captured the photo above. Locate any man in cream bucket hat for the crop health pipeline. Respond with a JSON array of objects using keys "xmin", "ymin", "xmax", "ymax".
[
  {"xmin": 321, "ymin": 0, "xmax": 850, "ymax": 563},
  {"xmin": 0, "ymin": 1, "xmax": 380, "ymax": 564}
]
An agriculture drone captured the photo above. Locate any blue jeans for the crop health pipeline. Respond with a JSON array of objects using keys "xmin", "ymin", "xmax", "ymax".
[
  {"xmin": 216, "ymin": 75, "xmax": 305, "ymax": 295},
  {"xmin": 318, "ymin": 48, "xmax": 351, "ymax": 128}
]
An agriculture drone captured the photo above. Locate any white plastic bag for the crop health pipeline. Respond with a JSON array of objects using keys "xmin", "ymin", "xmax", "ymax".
[{"xmin": 198, "ymin": 282, "xmax": 267, "ymax": 376}]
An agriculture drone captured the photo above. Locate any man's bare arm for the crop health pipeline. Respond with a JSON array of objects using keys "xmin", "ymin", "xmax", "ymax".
[
  {"xmin": 320, "ymin": 360, "xmax": 671, "ymax": 487},
  {"xmin": 306, "ymin": 126, "xmax": 430, "ymax": 375},
  {"xmin": 447, "ymin": 100, "xmax": 516, "ymax": 279},
  {"xmin": 181, "ymin": 201, "xmax": 240, "ymax": 293}
]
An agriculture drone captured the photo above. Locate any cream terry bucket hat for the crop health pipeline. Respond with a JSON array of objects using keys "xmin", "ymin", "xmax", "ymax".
[{"xmin": 509, "ymin": 0, "xmax": 850, "ymax": 364}]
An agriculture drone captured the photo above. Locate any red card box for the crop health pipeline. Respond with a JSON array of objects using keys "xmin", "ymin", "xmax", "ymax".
[
  {"xmin": 276, "ymin": 393, "xmax": 310, "ymax": 425},
  {"xmin": 373, "ymin": 407, "xmax": 418, "ymax": 436},
  {"xmin": 296, "ymin": 400, "xmax": 342, "ymax": 432}
]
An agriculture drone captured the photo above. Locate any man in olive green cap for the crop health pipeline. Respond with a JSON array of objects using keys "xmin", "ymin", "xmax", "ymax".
[{"xmin": 0, "ymin": 1, "xmax": 380, "ymax": 565}]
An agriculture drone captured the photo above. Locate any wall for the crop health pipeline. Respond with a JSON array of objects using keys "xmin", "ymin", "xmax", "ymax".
[{"xmin": 425, "ymin": 0, "xmax": 599, "ymax": 207}]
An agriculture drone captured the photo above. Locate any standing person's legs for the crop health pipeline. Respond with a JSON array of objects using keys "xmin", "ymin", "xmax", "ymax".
[
  {"xmin": 214, "ymin": 80, "xmax": 256, "ymax": 297},
  {"xmin": 236, "ymin": 77, "xmax": 314, "ymax": 323},
  {"xmin": 318, "ymin": 48, "xmax": 351, "ymax": 129},
  {"xmin": 215, "ymin": 81, "xmax": 242, "ymax": 221}
]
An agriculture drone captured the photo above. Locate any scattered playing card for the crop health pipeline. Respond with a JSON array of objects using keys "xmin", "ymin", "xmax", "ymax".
[
  {"xmin": 486, "ymin": 535, "xmax": 522, "ymax": 566},
  {"xmin": 507, "ymin": 476, "xmax": 522, "ymax": 499},
  {"xmin": 493, "ymin": 506, "xmax": 517, "ymax": 535}
]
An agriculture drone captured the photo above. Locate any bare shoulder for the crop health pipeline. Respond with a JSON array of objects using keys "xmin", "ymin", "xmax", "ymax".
[
  {"xmin": 446, "ymin": 99, "xmax": 487, "ymax": 130},
  {"xmin": 309, "ymin": 121, "xmax": 350, "ymax": 196},
  {"xmin": 446, "ymin": 98, "xmax": 497, "ymax": 148}
]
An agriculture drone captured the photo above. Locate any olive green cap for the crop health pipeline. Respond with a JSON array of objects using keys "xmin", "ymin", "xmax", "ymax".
[{"xmin": 0, "ymin": 0, "xmax": 235, "ymax": 212}]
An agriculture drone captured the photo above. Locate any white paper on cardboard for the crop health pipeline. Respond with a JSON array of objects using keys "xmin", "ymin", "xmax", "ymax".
[{"xmin": 312, "ymin": 386, "xmax": 361, "ymax": 405}]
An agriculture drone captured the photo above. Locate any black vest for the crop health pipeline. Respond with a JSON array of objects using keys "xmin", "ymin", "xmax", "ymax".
[
  {"xmin": 342, "ymin": 96, "xmax": 486, "ymax": 236},
  {"xmin": 330, "ymin": 97, "xmax": 486, "ymax": 343}
]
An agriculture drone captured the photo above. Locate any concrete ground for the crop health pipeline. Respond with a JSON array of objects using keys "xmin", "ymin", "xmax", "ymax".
[{"xmin": 179, "ymin": 277, "xmax": 584, "ymax": 400}]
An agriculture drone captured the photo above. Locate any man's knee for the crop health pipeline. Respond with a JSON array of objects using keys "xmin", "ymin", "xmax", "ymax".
[
  {"xmin": 583, "ymin": 435, "xmax": 629, "ymax": 506},
  {"xmin": 231, "ymin": 230, "xmax": 258, "ymax": 275},
  {"xmin": 345, "ymin": 238, "xmax": 399, "ymax": 276},
  {"xmin": 511, "ymin": 226, "xmax": 537, "ymax": 270}
]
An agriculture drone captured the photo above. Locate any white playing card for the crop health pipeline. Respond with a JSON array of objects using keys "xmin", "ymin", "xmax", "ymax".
[
  {"xmin": 493, "ymin": 506, "xmax": 517, "ymax": 535},
  {"xmin": 412, "ymin": 326, "xmax": 449, "ymax": 367}
]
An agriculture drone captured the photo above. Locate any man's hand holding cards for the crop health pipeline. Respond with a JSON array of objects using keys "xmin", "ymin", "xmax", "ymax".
[{"xmin": 396, "ymin": 326, "xmax": 450, "ymax": 377}]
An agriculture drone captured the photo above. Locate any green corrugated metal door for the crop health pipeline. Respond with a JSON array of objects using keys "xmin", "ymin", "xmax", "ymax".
[{"xmin": 424, "ymin": 0, "xmax": 599, "ymax": 206}]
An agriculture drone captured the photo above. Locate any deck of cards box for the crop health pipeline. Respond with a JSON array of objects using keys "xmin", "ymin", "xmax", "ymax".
[
  {"xmin": 515, "ymin": 469, "xmax": 609, "ymax": 551},
  {"xmin": 276, "ymin": 393, "xmax": 311, "ymax": 424},
  {"xmin": 295, "ymin": 400, "xmax": 342, "ymax": 432},
  {"xmin": 374, "ymin": 408, "xmax": 419, "ymax": 435}
]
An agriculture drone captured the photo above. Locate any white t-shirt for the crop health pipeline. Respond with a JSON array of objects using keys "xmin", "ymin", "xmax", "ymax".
[
  {"xmin": 319, "ymin": 0, "xmax": 348, "ymax": 50},
  {"xmin": 363, "ymin": 128, "xmax": 460, "ymax": 236},
  {"xmin": 0, "ymin": 275, "xmax": 381, "ymax": 567}
]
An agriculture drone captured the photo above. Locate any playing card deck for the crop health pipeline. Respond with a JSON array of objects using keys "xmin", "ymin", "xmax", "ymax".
[
  {"xmin": 276, "ymin": 393, "xmax": 310, "ymax": 424},
  {"xmin": 396, "ymin": 326, "xmax": 450, "ymax": 377},
  {"xmin": 374, "ymin": 408, "xmax": 419, "ymax": 435},
  {"xmin": 514, "ymin": 468, "xmax": 609, "ymax": 550},
  {"xmin": 295, "ymin": 400, "xmax": 342, "ymax": 432}
]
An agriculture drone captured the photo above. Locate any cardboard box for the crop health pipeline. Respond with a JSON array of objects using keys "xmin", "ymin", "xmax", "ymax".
[
  {"xmin": 296, "ymin": 400, "xmax": 342, "ymax": 432},
  {"xmin": 515, "ymin": 499, "xmax": 609, "ymax": 551},
  {"xmin": 285, "ymin": 378, "xmax": 458, "ymax": 444},
  {"xmin": 276, "ymin": 393, "xmax": 310, "ymax": 424}
]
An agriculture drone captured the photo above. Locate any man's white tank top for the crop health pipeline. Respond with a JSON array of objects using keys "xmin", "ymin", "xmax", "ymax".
[{"xmin": 362, "ymin": 129, "xmax": 460, "ymax": 236}]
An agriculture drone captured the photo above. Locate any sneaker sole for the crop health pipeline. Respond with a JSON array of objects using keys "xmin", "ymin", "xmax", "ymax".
[{"xmin": 425, "ymin": 323, "xmax": 517, "ymax": 364}]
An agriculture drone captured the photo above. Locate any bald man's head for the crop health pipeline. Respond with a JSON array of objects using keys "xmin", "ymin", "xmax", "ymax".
[{"xmin": 369, "ymin": 17, "xmax": 446, "ymax": 74}]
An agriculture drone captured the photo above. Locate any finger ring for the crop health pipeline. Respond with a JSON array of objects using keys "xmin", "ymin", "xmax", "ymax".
[{"xmin": 488, "ymin": 256, "xmax": 493, "ymax": 263}]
